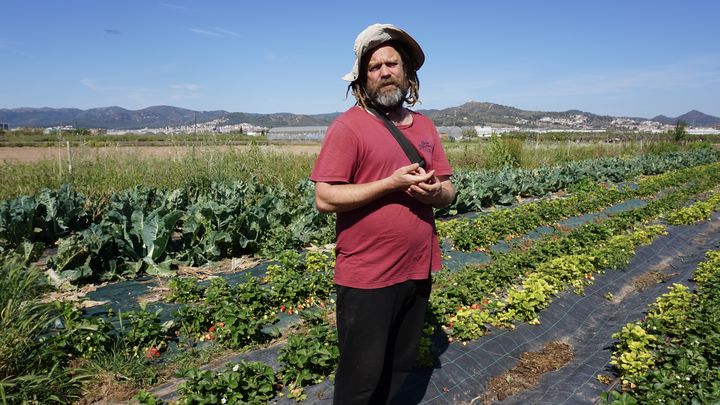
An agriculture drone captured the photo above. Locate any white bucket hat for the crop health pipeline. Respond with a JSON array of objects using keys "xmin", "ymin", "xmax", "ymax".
[{"xmin": 342, "ymin": 23, "xmax": 425, "ymax": 82}]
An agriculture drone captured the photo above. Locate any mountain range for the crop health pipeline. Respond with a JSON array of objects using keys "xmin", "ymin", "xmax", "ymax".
[{"xmin": 1, "ymin": 103, "xmax": 718, "ymax": 130}]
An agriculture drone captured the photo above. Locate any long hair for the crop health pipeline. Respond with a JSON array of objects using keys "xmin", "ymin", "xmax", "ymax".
[{"xmin": 347, "ymin": 41, "xmax": 420, "ymax": 111}]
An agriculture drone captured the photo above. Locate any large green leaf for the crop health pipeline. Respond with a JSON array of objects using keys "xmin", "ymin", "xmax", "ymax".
[{"xmin": 143, "ymin": 210, "xmax": 182, "ymax": 262}]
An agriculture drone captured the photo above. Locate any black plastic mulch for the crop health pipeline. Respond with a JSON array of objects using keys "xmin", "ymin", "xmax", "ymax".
[
  {"xmin": 389, "ymin": 213, "xmax": 720, "ymax": 405},
  {"xmin": 87, "ymin": 204, "xmax": 719, "ymax": 404}
]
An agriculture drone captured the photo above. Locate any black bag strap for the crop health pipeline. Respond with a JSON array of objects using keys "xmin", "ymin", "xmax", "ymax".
[{"xmin": 368, "ymin": 107, "xmax": 426, "ymax": 169}]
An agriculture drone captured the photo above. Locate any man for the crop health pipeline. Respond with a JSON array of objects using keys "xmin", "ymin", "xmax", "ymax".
[{"xmin": 310, "ymin": 23, "xmax": 455, "ymax": 404}]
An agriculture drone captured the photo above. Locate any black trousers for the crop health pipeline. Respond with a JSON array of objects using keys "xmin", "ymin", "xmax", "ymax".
[{"xmin": 333, "ymin": 278, "xmax": 431, "ymax": 405}]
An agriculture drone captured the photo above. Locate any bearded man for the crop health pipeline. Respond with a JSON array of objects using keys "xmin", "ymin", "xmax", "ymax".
[{"xmin": 310, "ymin": 23, "xmax": 455, "ymax": 404}]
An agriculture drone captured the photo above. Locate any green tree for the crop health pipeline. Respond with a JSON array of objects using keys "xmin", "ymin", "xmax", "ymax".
[
  {"xmin": 462, "ymin": 126, "xmax": 478, "ymax": 139},
  {"xmin": 671, "ymin": 120, "xmax": 687, "ymax": 143}
]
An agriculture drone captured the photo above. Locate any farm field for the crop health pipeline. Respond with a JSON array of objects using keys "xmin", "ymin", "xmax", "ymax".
[
  {"xmin": 2, "ymin": 138, "xmax": 720, "ymax": 404},
  {"xmin": 0, "ymin": 144, "xmax": 322, "ymax": 164}
]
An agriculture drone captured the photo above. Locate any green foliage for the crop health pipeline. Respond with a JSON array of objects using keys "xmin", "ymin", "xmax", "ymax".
[
  {"xmin": 0, "ymin": 184, "xmax": 89, "ymax": 253},
  {"xmin": 120, "ymin": 303, "xmax": 173, "ymax": 358},
  {"xmin": 134, "ymin": 390, "xmax": 167, "ymax": 405},
  {"xmin": 278, "ymin": 310, "xmax": 339, "ymax": 400},
  {"xmin": 0, "ymin": 258, "xmax": 88, "ymax": 403},
  {"xmin": 174, "ymin": 274, "xmax": 279, "ymax": 348},
  {"xmin": 670, "ymin": 120, "xmax": 688, "ymax": 143},
  {"xmin": 415, "ymin": 324, "xmax": 438, "ymax": 368},
  {"xmin": 603, "ymin": 252, "xmax": 720, "ymax": 403},
  {"xmin": 47, "ymin": 302, "xmax": 115, "ymax": 358},
  {"xmin": 484, "ymin": 134, "xmax": 520, "ymax": 169},
  {"xmin": 178, "ymin": 360, "xmax": 277, "ymax": 405},
  {"xmin": 167, "ymin": 277, "xmax": 203, "ymax": 303},
  {"xmin": 265, "ymin": 250, "xmax": 335, "ymax": 311},
  {"xmin": 694, "ymin": 250, "xmax": 720, "ymax": 285},
  {"xmin": 665, "ymin": 191, "xmax": 720, "ymax": 225},
  {"xmin": 610, "ymin": 323, "xmax": 657, "ymax": 381},
  {"xmin": 85, "ymin": 341, "xmax": 161, "ymax": 387},
  {"xmin": 445, "ymin": 148, "xmax": 720, "ymax": 215}
]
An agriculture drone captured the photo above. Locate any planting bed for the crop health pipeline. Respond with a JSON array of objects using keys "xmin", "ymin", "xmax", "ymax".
[
  {"xmin": 73, "ymin": 194, "xmax": 720, "ymax": 404},
  {"xmin": 395, "ymin": 213, "xmax": 720, "ymax": 405}
]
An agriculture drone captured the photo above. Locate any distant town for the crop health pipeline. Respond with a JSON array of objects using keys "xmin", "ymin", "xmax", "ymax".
[
  {"xmin": 23, "ymin": 115, "xmax": 719, "ymax": 142},
  {"xmin": 2, "ymin": 102, "xmax": 719, "ymax": 140}
]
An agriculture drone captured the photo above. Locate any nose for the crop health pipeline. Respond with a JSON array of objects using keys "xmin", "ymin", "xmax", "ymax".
[{"xmin": 379, "ymin": 64, "xmax": 392, "ymax": 78}]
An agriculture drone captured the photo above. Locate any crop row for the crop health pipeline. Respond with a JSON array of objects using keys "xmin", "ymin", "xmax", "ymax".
[
  {"xmin": 429, "ymin": 161, "xmax": 720, "ymax": 341},
  {"xmin": 601, "ymin": 250, "xmax": 720, "ymax": 404},
  {"xmin": 438, "ymin": 161, "xmax": 720, "ymax": 251}
]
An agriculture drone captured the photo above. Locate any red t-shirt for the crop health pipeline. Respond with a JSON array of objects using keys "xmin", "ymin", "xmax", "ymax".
[{"xmin": 310, "ymin": 106, "xmax": 453, "ymax": 289}]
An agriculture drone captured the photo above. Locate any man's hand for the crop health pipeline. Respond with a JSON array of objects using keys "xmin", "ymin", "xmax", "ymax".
[
  {"xmin": 389, "ymin": 163, "xmax": 435, "ymax": 190},
  {"xmin": 314, "ymin": 163, "xmax": 438, "ymax": 213},
  {"xmin": 408, "ymin": 168, "xmax": 455, "ymax": 208}
]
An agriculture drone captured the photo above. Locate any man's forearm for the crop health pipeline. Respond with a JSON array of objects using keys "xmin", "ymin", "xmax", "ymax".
[{"xmin": 314, "ymin": 179, "xmax": 395, "ymax": 213}]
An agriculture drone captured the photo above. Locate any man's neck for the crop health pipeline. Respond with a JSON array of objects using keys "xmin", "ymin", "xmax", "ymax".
[{"xmin": 371, "ymin": 106, "xmax": 412, "ymax": 126}]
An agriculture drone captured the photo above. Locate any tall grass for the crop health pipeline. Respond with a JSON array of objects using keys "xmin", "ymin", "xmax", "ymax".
[
  {"xmin": 443, "ymin": 139, "xmax": 701, "ymax": 170},
  {"xmin": 0, "ymin": 144, "xmax": 316, "ymax": 201},
  {"xmin": 0, "ymin": 140, "xmax": 706, "ymax": 201},
  {"xmin": 0, "ymin": 257, "xmax": 88, "ymax": 404}
]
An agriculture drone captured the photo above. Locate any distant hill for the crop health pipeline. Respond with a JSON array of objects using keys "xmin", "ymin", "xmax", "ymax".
[
  {"xmin": 651, "ymin": 110, "xmax": 720, "ymax": 127},
  {"xmin": 221, "ymin": 112, "xmax": 339, "ymax": 127},
  {"xmin": 1, "ymin": 103, "xmax": 718, "ymax": 130},
  {"xmin": 0, "ymin": 106, "xmax": 227, "ymax": 129},
  {"xmin": 417, "ymin": 101, "xmax": 619, "ymax": 128}
]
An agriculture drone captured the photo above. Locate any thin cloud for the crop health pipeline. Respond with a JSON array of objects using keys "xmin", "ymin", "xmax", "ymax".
[
  {"xmin": 170, "ymin": 83, "xmax": 203, "ymax": 92},
  {"xmin": 104, "ymin": 29, "xmax": 120, "ymax": 35},
  {"xmin": 189, "ymin": 28, "xmax": 224, "ymax": 37},
  {"xmin": 213, "ymin": 27, "xmax": 239, "ymax": 37},
  {"xmin": 162, "ymin": 3, "xmax": 189, "ymax": 12},
  {"xmin": 189, "ymin": 27, "xmax": 239, "ymax": 38},
  {"xmin": 80, "ymin": 78, "xmax": 150, "ymax": 93}
]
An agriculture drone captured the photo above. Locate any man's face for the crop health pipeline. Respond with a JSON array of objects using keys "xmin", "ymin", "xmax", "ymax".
[{"xmin": 364, "ymin": 44, "xmax": 408, "ymax": 110}]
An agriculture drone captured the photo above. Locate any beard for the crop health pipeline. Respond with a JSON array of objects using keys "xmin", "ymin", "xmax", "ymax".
[{"xmin": 368, "ymin": 79, "xmax": 409, "ymax": 110}]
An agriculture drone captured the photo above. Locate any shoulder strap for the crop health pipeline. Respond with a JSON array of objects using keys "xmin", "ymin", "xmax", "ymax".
[{"xmin": 368, "ymin": 108, "xmax": 426, "ymax": 169}]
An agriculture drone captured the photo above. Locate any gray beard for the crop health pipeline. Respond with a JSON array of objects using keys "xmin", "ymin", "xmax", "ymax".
[{"xmin": 372, "ymin": 87, "xmax": 404, "ymax": 110}]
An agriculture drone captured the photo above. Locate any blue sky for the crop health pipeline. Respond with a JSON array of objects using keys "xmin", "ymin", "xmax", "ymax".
[{"xmin": 2, "ymin": 0, "xmax": 719, "ymax": 118}]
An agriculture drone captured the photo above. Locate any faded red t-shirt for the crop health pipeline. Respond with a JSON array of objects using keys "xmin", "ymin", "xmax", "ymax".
[{"xmin": 310, "ymin": 106, "xmax": 453, "ymax": 289}]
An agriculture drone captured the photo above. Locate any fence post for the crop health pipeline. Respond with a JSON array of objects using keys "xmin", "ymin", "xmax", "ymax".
[{"xmin": 66, "ymin": 141, "xmax": 73, "ymax": 176}]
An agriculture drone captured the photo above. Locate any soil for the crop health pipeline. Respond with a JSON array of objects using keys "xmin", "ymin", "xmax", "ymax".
[
  {"xmin": 75, "ymin": 371, "xmax": 140, "ymax": 405},
  {"xmin": 481, "ymin": 341, "xmax": 574, "ymax": 404}
]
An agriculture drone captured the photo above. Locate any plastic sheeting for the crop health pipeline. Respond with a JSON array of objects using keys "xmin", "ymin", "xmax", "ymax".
[
  {"xmin": 83, "ymin": 198, "xmax": 718, "ymax": 404},
  {"xmin": 393, "ymin": 213, "xmax": 720, "ymax": 405}
]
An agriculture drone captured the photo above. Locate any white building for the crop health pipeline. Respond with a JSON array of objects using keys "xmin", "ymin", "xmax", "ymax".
[{"xmin": 267, "ymin": 126, "xmax": 327, "ymax": 140}]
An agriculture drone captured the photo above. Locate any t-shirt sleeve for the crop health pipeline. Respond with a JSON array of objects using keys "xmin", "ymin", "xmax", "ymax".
[
  {"xmin": 430, "ymin": 125, "xmax": 453, "ymax": 178},
  {"xmin": 310, "ymin": 120, "xmax": 358, "ymax": 184}
]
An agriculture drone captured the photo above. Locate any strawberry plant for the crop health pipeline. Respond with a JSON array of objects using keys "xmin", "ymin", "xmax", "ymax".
[
  {"xmin": 47, "ymin": 302, "xmax": 115, "ymax": 358},
  {"xmin": 665, "ymin": 191, "xmax": 720, "ymax": 225},
  {"xmin": 603, "ymin": 251, "xmax": 720, "ymax": 403},
  {"xmin": 610, "ymin": 323, "xmax": 657, "ymax": 381},
  {"xmin": 178, "ymin": 360, "xmax": 277, "ymax": 404},
  {"xmin": 121, "ymin": 303, "xmax": 173, "ymax": 358},
  {"xmin": 278, "ymin": 309, "xmax": 339, "ymax": 400},
  {"xmin": 167, "ymin": 277, "xmax": 203, "ymax": 303},
  {"xmin": 265, "ymin": 250, "xmax": 335, "ymax": 311},
  {"xmin": 175, "ymin": 304, "xmax": 214, "ymax": 341}
]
